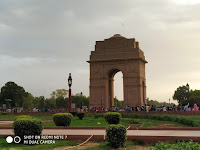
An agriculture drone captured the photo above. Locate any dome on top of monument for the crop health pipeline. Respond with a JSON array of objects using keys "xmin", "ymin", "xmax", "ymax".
[{"xmin": 109, "ymin": 34, "xmax": 127, "ymax": 39}]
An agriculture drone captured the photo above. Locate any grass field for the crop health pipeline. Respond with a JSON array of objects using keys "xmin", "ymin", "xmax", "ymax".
[
  {"xmin": 0, "ymin": 115, "xmax": 53, "ymax": 120},
  {"xmin": 0, "ymin": 114, "xmax": 188, "ymax": 127},
  {"xmin": 43, "ymin": 117, "xmax": 187, "ymax": 127},
  {"xmin": 0, "ymin": 138, "xmax": 77, "ymax": 150},
  {"xmin": 83, "ymin": 141, "xmax": 152, "ymax": 150}
]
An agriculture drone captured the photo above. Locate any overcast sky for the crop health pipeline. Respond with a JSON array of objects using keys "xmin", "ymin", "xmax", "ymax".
[{"xmin": 1, "ymin": 0, "xmax": 200, "ymax": 104}]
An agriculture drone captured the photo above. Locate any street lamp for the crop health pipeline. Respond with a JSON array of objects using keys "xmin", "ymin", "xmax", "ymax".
[
  {"xmin": 68, "ymin": 73, "xmax": 72, "ymax": 112},
  {"xmin": 80, "ymin": 92, "xmax": 83, "ymax": 109},
  {"xmin": 186, "ymin": 83, "xmax": 189, "ymax": 91},
  {"xmin": 186, "ymin": 83, "xmax": 189, "ymax": 88},
  {"xmin": 101, "ymin": 97, "xmax": 103, "ymax": 108}
]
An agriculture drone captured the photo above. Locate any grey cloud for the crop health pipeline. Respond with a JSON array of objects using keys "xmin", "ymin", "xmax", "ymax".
[{"xmin": 0, "ymin": 0, "xmax": 200, "ymax": 101}]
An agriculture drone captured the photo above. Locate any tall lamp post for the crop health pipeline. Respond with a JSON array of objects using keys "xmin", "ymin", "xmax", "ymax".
[
  {"xmin": 80, "ymin": 92, "xmax": 83, "ymax": 109},
  {"xmin": 68, "ymin": 73, "xmax": 72, "ymax": 112},
  {"xmin": 101, "ymin": 97, "xmax": 103, "ymax": 108}
]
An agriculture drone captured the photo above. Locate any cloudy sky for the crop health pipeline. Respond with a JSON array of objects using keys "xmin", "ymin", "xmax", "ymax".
[{"xmin": 0, "ymin": 0, "xmax": 200, "ymax": 104}]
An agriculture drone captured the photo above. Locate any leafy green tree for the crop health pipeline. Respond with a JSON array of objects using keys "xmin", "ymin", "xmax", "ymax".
[
  {"xmin": 50, "ymin": 89, "xmax": 68, "ymax": 99},
  {"xmin": 72, "ymin": 93, "xmax": 89, "ymax": 108},
  {"xmin": 39, "ymin": 96, "xmax": 45, "ymax": 109},
  {"xmin": 173, "ymin": 84, "xmax": 190, "ymax": 105},
  {"xmin": 33, "ymin": 97, "xmax": 40, "ymax": 108},
  {"xmin": 147, "ymin": 99, "xmax": 174, "ymax": 107},
  {"xmin": 0, "ymin": 81, "xmax": 28, "ymax": 107},
  {"xmin": 33, "ymin": 96, "xmax": 46, "ymax": 109},
  {"xmin": 188, "ymin": 90, "xmax": 200, "ymax": 106},
  {"xmin": 114, "ymin": 97, "xmax": 123, "ymax": 107},
  {"xmin": 45, "ymin": 98, "xmax": 56, "ymax": 109},
  {"xmin": 56, "ymin": 96, "xmax": 67, "ymax": 109},
  {"xmin": 22, "ymin": 93, "xmax": 34, "ymax": 110}
]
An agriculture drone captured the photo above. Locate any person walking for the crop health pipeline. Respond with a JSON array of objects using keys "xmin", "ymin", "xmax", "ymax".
[{"xmin": 194, "ymin": 102, "xmax": 199, "ymax": 111}]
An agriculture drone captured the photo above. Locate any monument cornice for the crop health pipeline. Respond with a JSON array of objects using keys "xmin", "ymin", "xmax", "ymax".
[{"xmin": 87, "ymin": 58, "xmax": 148, "ymax": 63}]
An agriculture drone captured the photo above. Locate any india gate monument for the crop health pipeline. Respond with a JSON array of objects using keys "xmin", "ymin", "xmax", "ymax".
[{"xmin": 87, "ymin": 34, "xmax": 147, "ymax": 108}]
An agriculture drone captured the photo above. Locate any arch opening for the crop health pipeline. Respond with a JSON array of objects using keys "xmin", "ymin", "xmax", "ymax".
[{"xmin": 107, "ymin": 69, "xmax": 124, "ymax": 108}]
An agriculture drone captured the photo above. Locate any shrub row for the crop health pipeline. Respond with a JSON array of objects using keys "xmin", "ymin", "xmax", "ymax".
[
  {"xmin": 121, "ymin": 113, "xmax": 200, "ymax": 127},
  {"xmin": 152, "ymin": 141, "xmax": 200, "ymax": 150}
]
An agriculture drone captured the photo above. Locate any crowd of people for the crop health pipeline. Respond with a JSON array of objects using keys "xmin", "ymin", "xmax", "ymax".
[
  {"xmin": 89, "ymin": 102, "xmax": 200, "ymax": 113},
  {"xmin": 1, "ymin": 102, "xmax": 199, "ymax": 113}
]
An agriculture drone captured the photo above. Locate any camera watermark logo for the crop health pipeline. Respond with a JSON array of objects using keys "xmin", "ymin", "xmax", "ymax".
[{"xmin": 6, "ymin": 136, "xmax": 21, "ymax": 144}]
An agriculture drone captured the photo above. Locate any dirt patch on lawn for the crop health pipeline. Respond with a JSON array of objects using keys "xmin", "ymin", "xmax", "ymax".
[
  {"xmin": 42, "ymin": 120, "xmax": 52, "ymax": 123},
  {"xmin": 156, "ymin": 124, "xmax": 181, "ymax": 128}
]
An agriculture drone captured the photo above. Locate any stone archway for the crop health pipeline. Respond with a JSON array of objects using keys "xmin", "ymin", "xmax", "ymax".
[
  {"xmin": 107, "ymin": 68, "xmax": 123, "ymax": 107},
  {"xmin": 87, "ymin": 34, "xmax": 148, "ymax": 108}
]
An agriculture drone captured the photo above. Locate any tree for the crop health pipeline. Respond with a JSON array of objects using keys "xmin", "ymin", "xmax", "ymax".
[
  {"xmin": 33, "ymin": 97, "xmax": 40, "ymax": 108},
  {"xmin": 173, "ymin": 84, "xmax": 190, "ymax": 105},
  {"xmin": 39, "ymin": 96, "xmax": 45, "ymax": 109},
  {"xmin": 22, "ymin": 93, "xmax": 34, "ymax": 110},
  {"xmin": 114, "ymin": 97, "xmax": 123, "ymax": 107},
  {"xmin": 0, "ymin": 81, "xmax": 28, "ymax": 107},
  {"xmin": 72, "ymin": 93, "xmax": 89, "ymax": 108},
  {"xmin": 45, "ymin": 98, "xmax": 56, "ymax": 109},
  {"xmin": 33, "ymin": 96, "xmax": 46, "ymax": 109},
  {"xmin": 188, "ymin": 90, "xmax": 200, "ymax": 107},
  {"xmin": 56, "ymin": 96, "xmax": 67, "ymax": 109},
  {"xmin": 50, "ymin": 89, "xmax": 68, "ymax": 99},
  {"xmin": 147, "ymin": 99, "xmax": 174, "ymax": 107}
]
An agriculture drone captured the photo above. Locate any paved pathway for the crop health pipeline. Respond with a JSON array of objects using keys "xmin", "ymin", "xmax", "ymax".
[
  {"xmin": 1, "ymin": 129, "xmax": 200, "ymax": 137},
  {"xmin": 0, "ymin": 121, "xmax": 13, "ymax": 125}
]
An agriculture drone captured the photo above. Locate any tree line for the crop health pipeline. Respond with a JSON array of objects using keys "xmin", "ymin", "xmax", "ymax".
[
  {"xmin": 1, "ymin": 81, "xmax": 199, "ymax": 109},
  {"xmin": 0, "ymin": 81, "xmax": 89, "ymax": 110}
]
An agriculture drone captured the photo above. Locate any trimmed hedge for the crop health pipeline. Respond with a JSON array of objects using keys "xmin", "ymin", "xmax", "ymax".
[
  {"xmin": 104, "ymin": 112, "xmax": 121, "ymax": 124},
  {"xmin": 77, "ymin": 112, "xmax": 85, "ymax": 120},
  {"xmin": 13, "ymin": 117, "xmax": 42, "ymax": 142},
  {"xmin": 153, "ymin": 141, "xmax": 200, "ymax": 150},
  {"xmin": 70, "ymin": 112, "xmax": 77, "ymax": 116},
  {"xmin": 106, "ymin": 124, "xmax": 126, "ymax": 148},
  {"xmin": 14, "ymin": 115, "xmax": 32, "ymax": 121},
  {"xmin": 53, "ymin": 113, "xmax": 73, "ymax": 126},
  {"xmin": 2, "ymin": 112, "xmax": 8, "ymax": 115},
  {"xmin": 121, "ymin": 113, "xmax": 200, "ymax": 127}
]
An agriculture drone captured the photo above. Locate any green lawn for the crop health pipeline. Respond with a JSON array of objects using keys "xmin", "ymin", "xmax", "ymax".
[
  {"xmin": 43, "ymin": 117, "xmax": 133, "ymax": 127},
  {"xmin": 133, "ymin": 118, "xmax": 188, "ymax": 127},
  {"xmin": 0, "ymin": 115, "xmax": 53, "ymax": 120},
  {"xmin": 43, "ymin": 117, "xmax": 186, "ymax": 127},
  {"xmin": 0, "ymin": 138, "xmax": 77, "ymax": 150},
  {"xmin": 0, "ymin": 114, "xmax": 190, "ymax": 128},
  {"xmin": 84, "ymin": 141, "xmax": 152, "ymax": 150}
]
